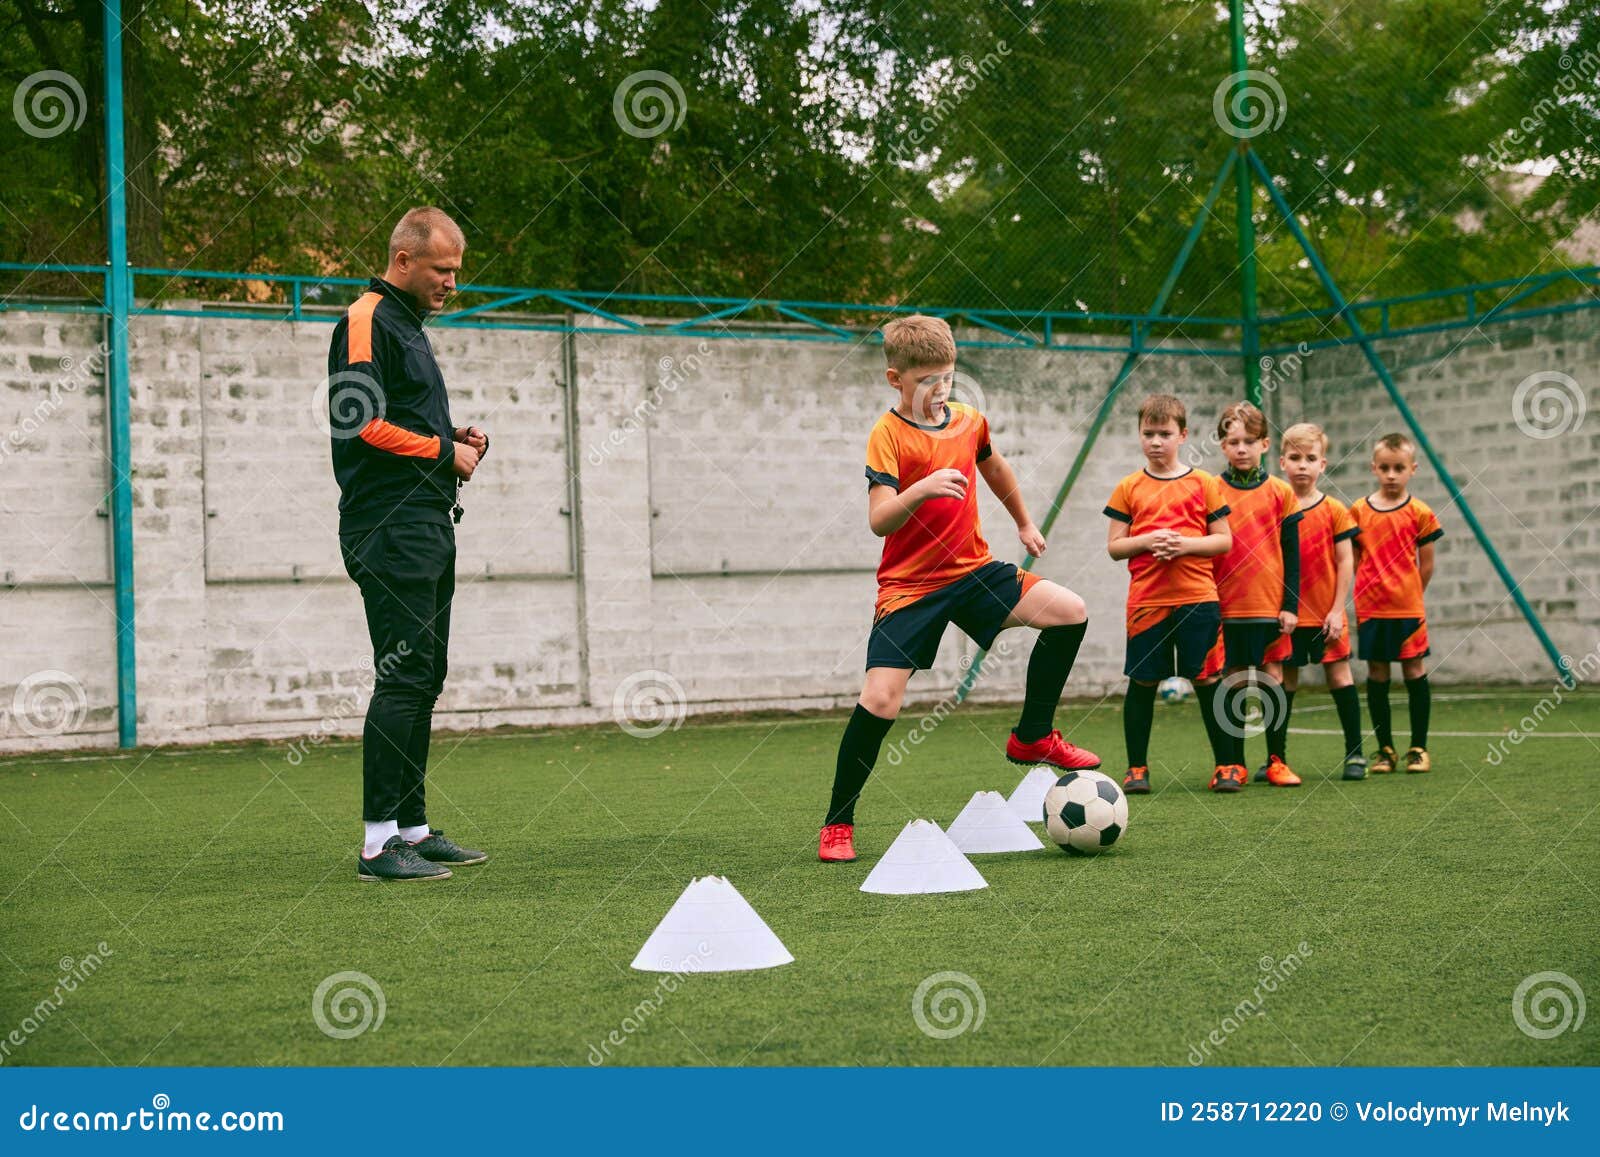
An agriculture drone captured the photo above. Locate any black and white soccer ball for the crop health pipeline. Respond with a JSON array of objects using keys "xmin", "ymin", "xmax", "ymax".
[{"xmin": 1043, "ymin": 769, "xmax": 1128, "ymax": 855}]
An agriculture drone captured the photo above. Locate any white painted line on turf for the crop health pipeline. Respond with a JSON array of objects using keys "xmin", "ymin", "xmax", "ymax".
[{"xmin": 1288, "ymin": 727, "xmax": 1600, "ymax": 739}]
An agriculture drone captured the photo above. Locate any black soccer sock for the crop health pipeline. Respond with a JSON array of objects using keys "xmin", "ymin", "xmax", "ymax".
[
  {"xmin": 825, "ymin": 704, "xmax": 896, "ymax": 826},
  {"xmin": 1267, "ymin": 688, "xmax": 1294, "ymax": 762},
  {"xmin": 1331, "ymin": 684, "xmax": 1364, "ymax": 759},
  {"xmin": 1015, "ymin": 620, "xmax": 1088, "ymax": 742},
  {"xmin": 1195, "ymin": 680, "xmax": 1232, "ymax": 766},
  {"xmin": 1368, "ymin": 678, "xmax": 1393, "ymax": 750},
  {"xmin": 1406, "ymin": 673, "xmax": 1431, "ymax": 749},
  {"xmin": 1224, "ymin": 679, "xmax": 1251, "ymax": 765},
  {"xmin": 1122, "ymin": 680, "xmax": 1157, "ymax": 768}
]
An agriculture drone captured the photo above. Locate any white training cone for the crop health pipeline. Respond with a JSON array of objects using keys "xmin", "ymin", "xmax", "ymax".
[
  {"xmin": 948, "ymin": 790, "xmax": 1046, "ymax": 854},
  {"xmin": 631, "ymin": 875, "xmax": 794, "ymax": 972},
  {"xmin": 859, "ymin": 819, "xmax": 988, "ymax": 895},
  {"xmin": 1006, "ymin": 765, "xmax": 1059, "ymax": 824}
]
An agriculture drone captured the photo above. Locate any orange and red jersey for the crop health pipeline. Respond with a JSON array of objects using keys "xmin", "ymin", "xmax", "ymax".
[
  {"xmin": 1213, "ymin": 469, "xmax": 1302, "ymax": 620},
  {"xmin": 865, "ymin": 403, "xmax": 994, "ymax": 617},
  {"xmin": 1104, "ymin": 468, "xmax": 1230, "ymax": 624},
  {"xmin": 1351, "ymin": 494, "xmax": 1443, "ymax": 620},
  {"xmin": 1294, "ymin": 493, "xmax": 1358, "ymax": 625}
]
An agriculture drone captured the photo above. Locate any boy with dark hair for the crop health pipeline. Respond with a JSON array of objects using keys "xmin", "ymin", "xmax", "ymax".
[{"xmin": 1106, "ymin": 394, "xmax": 1235, "ymax": 795}]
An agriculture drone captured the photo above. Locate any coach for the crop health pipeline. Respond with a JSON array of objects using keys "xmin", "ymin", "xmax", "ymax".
[{"xmin": 328, "ymin": 207, "xmax": 490, "ymax": 882}]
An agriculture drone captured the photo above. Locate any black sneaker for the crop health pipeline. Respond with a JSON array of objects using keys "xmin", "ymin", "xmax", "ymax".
[
  {"xmin": 358, "ymin": 835, "xmax": 452, "ymax": 882},
  {"xmin": 408, "ymin": 828, "xmax": 488, "ymax": 865},
  {"xmin": 1252, "ymin": 761, "xmax": 1271, "ymax": 783},
  {"xmin": 1342, "ymin": 755, "xmax": 1368, "ymax": 781}
]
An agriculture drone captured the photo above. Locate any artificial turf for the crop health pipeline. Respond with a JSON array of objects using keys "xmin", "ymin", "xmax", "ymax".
[{"xmin": 2, "ymin": 687, "xmax": 1596, "ymax": 1068}]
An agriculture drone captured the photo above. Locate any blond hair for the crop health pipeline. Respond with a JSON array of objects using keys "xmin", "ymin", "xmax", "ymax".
[
  {"xmin": 389, "ymin": 207, "xmax": 466, "ymax": 261},
  {"xmin": 1216, "ymin": 400, "xmax": 1268, "ymax": 441},
  {"xmin": 881, "ymin": 314, "xmax": 956, "ymax": 372},
  {"xmin": 1280, "ymin": 422, "xmax": 1328, "ymax": 456},
  {"xmin": 1137, "ymin": 393, "xmax": 1187, "ymax": 432}
]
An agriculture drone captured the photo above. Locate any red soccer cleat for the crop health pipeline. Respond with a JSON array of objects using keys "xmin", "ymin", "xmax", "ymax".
[
  {"xmin": 1006, "ymin": 729, "xmax": 1101, "ymax": 771},
  {"xmin": 1209, "ymin": 764, "xmax": 1248, "ymax": 792},
  {"xmin": 1262, "ymin": 754, "xmax": 1302, "ymax": 787},
  {"xmin": 818, "ymin": 823, "xmax": 857, "ymax": 863}
]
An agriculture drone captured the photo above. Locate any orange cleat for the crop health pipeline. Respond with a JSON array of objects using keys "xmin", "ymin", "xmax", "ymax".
[
  {"xmin": 1262, "ymin": 754, "xmax": 1302, "ymax": 787},
  {"xmin": 1123, "ymin": 766, "xmax": 1151, "ymax": 794},
  {"xmin": 1209, "ymin": 764, "xmax": 1247, "ymax": 792},
  {"xmin": 818, "ymin": 823, "xmax": 857, "ymax": 863},
  {"xmin": 1006, "ymin": 729, "xmax": 1101, "ymax": 771}
]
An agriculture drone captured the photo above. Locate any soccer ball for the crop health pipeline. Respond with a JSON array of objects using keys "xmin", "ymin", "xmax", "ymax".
[
  {"xmin": 1158, "ymin": 676, "xmax": 1192, "ymax": 704},
  {"xmin": 1043, "ymin": 770, "xmax": 1128, "ymax": 855}
]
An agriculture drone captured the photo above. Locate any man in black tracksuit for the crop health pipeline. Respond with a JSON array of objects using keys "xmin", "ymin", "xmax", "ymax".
[{"xmin": 329, "ymin": 207, "xmax": 490, "ymax": 882}]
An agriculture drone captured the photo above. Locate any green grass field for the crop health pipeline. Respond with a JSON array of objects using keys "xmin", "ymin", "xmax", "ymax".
[{"xmin": 3, "ymin": 687, "xmax": 1597, "ymax": 1068}]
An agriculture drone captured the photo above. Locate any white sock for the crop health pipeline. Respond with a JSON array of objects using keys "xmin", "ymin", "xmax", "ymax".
[
  {"xmin": 399, "ymin": 824, "xmax": 430, "ymax": 844},
  {"xmin": 363, "ymin": 820, "xmax": 398, "ymax": 858}
]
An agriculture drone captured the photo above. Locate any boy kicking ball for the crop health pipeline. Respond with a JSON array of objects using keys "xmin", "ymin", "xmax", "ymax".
[
  {"xmin": 1351, "ymin": 433, "xmax": 1444, "ymax": 774},
  {"xmin": 1263, "ymin": 423, "xmax": 1367, "ymax": 780},
  {"xmin": 818, "ymin": 315, "xmax": 1098, "ymax": 863}
]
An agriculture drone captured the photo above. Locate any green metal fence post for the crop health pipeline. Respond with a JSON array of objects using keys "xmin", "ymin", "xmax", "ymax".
[
  {"xmin": 103, "ymin": 0, "xmax": 138, "ymax": 746},
  {"xmin": 1247, "ymin": 150, "xmax": 1573, "ymax": 687},
  {"xmin": 1230, "ymin": 0, "xmax": 1262, "ymax": 406},
  {"xmin": 954, "ymin": 150, "xmax": 1239, "ymax": 702}
]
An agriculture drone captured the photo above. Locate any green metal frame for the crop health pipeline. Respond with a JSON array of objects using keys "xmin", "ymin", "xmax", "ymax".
[
  {"xmin": 1247, "ymin": 149, "xmax": 1573, "ymax": 687},
  {"xmin": 8, "ymin": 0, "xmax": 1587, "ymax": 741},
  {"xmin": 103, "ymin": 1, "xmax": 137, "ymax": 747}
]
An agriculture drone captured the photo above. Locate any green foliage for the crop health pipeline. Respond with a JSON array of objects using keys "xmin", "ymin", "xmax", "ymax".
[{"xmin": 1, "ymin": 0, "xmax": 1595, "ymax": 317}]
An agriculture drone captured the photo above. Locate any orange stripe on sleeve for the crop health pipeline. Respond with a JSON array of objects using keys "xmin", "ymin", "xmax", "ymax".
[
  {"xmin": 359, "ymin": 418, "xmax": 442, "ymax": 459},
  {"xmin": 347, "ymin": 292, "xmax": 382, "ymax": 364}
]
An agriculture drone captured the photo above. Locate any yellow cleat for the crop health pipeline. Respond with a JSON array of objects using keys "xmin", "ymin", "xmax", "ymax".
[
  {"xmin": 1369, "ymin": 745, "xmax": 1398, "ymax": 774},
  {"xmin": 1404, "ymin": 747, "xmax": 1431, "ymax": 773}
]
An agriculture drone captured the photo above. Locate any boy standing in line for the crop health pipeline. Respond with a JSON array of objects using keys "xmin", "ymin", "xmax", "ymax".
[
  {"xmin": 1106, "ymin": 394, "xmax": 1235, "ymax": 795},
  {"xmin": 1351, "ymin": 433, "xmax": 1444, "ymax": 773},
  {"xmin": 1197, "ymin": 402, "xmax": 1303, "ymax": 788},
  {"xmin": 1263, "ymin": 423, "xmax": 1367, "ymax": 780}
]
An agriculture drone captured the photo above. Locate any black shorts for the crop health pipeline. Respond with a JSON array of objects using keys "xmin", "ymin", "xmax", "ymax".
[
  {"xmin": 867, "ymin": 561, "xmax": 1035, "ymax": 671},
  {"xmin": 1358, "ymin": 617, "xmax": 1431, "ymax": 662},
  {"xmin": 1123, "ymin": 601, "xmax": 1221, "ymax": 682},
  {"xmin": 1276, "ymin": 625, "xmax": 1329, "ymax": 667}
]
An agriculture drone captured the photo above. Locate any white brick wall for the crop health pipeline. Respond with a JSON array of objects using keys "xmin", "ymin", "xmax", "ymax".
[{"xmin": 2, "ymin": 306, "xmax": 1595, "ymax": 751}]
